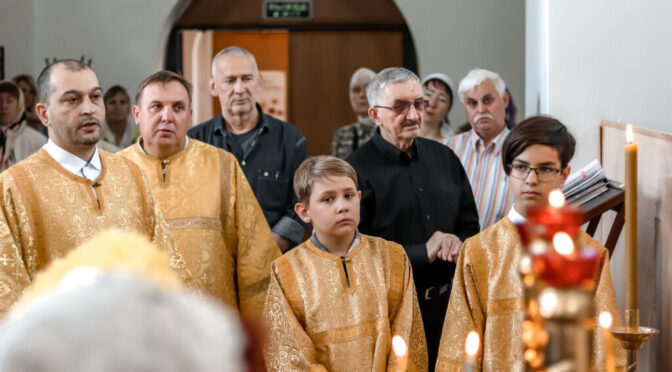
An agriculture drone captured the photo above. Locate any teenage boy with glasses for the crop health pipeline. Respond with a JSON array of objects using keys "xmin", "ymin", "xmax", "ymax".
[{"xmin": 434, "ymin": 115, "xmax": 625, "ymax": 372}]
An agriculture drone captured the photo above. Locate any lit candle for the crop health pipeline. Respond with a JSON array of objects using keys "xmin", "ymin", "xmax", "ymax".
[
  {"xmin": 552, "ymin": 232, "xmax": 574, "ymax": 256},
  {"xmin": 599, "ymin": 312, "xmax": 616, "ymax": 372},
  {"xmin": 548, "ymin": 189, "xmax": 565, "ymax": 208},
  {"xmin": 392, "ymin": 335, "xmax": 408, "ymax": 372},
  {"xmin": 464, "ymin": 331, "xmax": 480, "ymax": 372},
  {"xmin": 625, "ymin": 124, "xmax": 638, "ymax": 328}
]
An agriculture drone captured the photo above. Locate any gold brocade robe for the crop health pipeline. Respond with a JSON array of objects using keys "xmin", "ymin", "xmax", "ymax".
[
  {"xmin": 263, "ymin": 234, "xmax": 428, "ymax": 372},
  {"xmin": 119, "ymin": 140, "xmax": 280, "ymax": 317},
  {"xmin": 0, "ymin": 149, "xmax": 192, "ymax": 312},
  {"xmin": 435, "ymin": 217, "xmax": 626, "ymax": 371}
]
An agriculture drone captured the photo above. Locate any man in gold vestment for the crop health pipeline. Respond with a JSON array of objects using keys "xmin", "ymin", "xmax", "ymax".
[
  {"xmin": 0, "ymin": 60, "xmax": 192, "ymax": 313},
  {"xmin": 119, "ymin": 71, "xmax": 280, "ymax": 317},
  {"xmin": 436, "ymin": 116, "xmax": 625, "ymax": 371}
]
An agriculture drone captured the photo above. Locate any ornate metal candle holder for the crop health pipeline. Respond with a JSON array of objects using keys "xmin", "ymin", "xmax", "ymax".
[{"xmin": 516, "ymin": 201, "xmax": 601, "ymax": 372}]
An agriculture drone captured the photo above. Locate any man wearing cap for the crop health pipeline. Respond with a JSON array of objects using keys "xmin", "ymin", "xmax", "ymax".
[
  {"xmin": 331, "ymin": 67, "xmax": 377, "ymax": 159},
  {"xmin": 446, "ymin": 68, "xmax": 513, "ymax": 230},
  {"xmin": 419, "ymin": 73, "xmax": 456, "ymax": 143}
]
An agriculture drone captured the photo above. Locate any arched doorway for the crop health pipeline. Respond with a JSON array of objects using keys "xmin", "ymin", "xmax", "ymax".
[{"xmin": 165, "ymin": 0, "xmax": 416, "ymax": 155}]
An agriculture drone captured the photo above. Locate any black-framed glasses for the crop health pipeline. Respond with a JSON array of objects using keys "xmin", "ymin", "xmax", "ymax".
[
  {"xmin": 509, "ymin": 163, "xmax": 562, "ymax": 182},
  {"xmin": 374, "ymin": 99, "xmax": 429, "ymax": 115}
]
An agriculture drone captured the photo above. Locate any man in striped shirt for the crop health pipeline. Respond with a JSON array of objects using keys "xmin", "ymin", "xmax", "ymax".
[{"xmin": 446, "ymin": 69, "xmax": 513, "ymax": 230}]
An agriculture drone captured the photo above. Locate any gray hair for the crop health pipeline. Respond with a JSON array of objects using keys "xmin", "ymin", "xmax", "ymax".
[
  {"xmin": 0, "ymin": 272, "xmax": 247, "ymax": 372},
  {"xmin": 349, "ymin": 67, "xmax": 376, "ymax": 89},
  {"xmin": 211, "ymin": 46, "xmax": 258, "ymax": 77},
  {"xmin": 457, "ymin": 68, "xmax": 506, "ymax": 103},
  {"xmin": 366, "ymin": 67, "xmax": 420, "ymax": 107}
]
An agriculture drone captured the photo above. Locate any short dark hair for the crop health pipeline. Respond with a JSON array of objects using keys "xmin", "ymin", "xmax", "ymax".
[
  {"xmin": 36, "ymin": 59, "xmax": 90, "ymax": 104},
  {"xmin": 501, "ymin": 115, "xmax": 576, "ymax": 175},
  {"xmin": 0, "ymin": 81, "xmax": 21, "ymax": 100},
  {"xmin": 104, "ymin": 85, "xmax": 130, "ymax": 105},
  {"xmin": 135, "ymin": 70, "xmax": 192, "ymax": 107},
  {"xmin": 294, "ymin": 156, "xmax": 358, "ymax": 204},
  {"xmin": 12, "ymin": 74, "xmax": 37, "ymax": 95}
]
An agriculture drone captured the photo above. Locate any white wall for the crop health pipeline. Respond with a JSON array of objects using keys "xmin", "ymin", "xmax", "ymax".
[
  {"xmin": 395, "ymin": 0, "xmax": 526, "ymax": 127},
  {"xmin": 538, "ymin": 0, "xmax": 672, "ymax": 169},
  {"xmin": 1, "ymin": 0, "xmax": 178, "ymax": 102},
  {"xmin": 528, "ymin": 1, "xmax": 672, "ymax": 370},
  {"xmin": 0, "ymin": 0, "xmax": 35, "ymax": 79}
]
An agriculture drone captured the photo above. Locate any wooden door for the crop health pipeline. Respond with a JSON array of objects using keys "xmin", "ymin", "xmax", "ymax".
[{"xmin": 289, "ymin": 31, "xmax": 403, "ymax": 155}]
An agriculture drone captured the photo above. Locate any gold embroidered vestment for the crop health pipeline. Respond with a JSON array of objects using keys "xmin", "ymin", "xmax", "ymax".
[
  {"xmin": 263, "ymin": 235, "xmax": 428, "ymax": 372},
  {"xmin": 0, "ymin": 149, "xmax": 192, "ymax": 312},
  {"xmin": 119, "ymin": 140, "xmax": 280, "ymax": 317},
  {"xmin": 435, "ymin": 217, "xmax": 626, "ymax": 371}
]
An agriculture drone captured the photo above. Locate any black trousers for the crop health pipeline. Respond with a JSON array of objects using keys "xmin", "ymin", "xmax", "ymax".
[{"xmin": 418, "ymin": 289, "xmax": 451, "ymax": 372}]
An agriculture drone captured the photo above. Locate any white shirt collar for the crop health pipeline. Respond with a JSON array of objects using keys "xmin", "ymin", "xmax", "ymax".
[
  {"xmin": 507, "ymin": 205, "xmax": 526, "ymax": 224},
  {"xmin": 43, "ymin": 139, "xmax": 102, "ymax": 177},
  {"xmin": 136, "ymin": 136, "xmax": 189, "ymax": 156}
]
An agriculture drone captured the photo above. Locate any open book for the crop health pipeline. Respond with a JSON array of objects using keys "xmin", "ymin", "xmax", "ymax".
[{"xmin": 562, "ymin": 159, "xmax": 609, "ymax": 206}]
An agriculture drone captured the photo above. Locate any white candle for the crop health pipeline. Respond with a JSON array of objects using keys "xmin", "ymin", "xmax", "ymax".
[
  {"xmin": 392, "ymin": 335, "xmax": 408, "ymax": 372},
  {"xmin": 464, "ymin": 331, "xmax": 480, "ymax": 372},
  {"xmin": 599, "ymin": 312, "xmax": 615, "ymax": 372}
]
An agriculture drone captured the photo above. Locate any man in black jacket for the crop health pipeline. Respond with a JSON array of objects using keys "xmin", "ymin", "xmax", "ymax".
[
  {"xmin": 346, "ymin": 67, "xmax": 480, "ymax": 370},
  {"xmin": 189, "ymin": 47, "xmax": 307, "ymax": 252}
]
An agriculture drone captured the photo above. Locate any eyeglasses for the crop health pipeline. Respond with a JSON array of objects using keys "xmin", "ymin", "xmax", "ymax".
[
  {"xmin": 509, "ymin": 163, "xmax": 562, "ymax": 182},
  {"xmin": 374, "ymin": 99, "xmax": 429, "ymax": 115}
]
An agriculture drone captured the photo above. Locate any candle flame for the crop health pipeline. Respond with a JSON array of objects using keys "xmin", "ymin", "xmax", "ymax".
[
  {"xmin": 548, "ymin": 189, "xmax": 566, "ymax": 208},
  {"xmin": 599, "ymin": 312, "xmax": 613, "ymax": 329},
  {"xmin": 392, "ymin": 335, "xmax": 407, "ymax": 356},
  {"xmin": 539, "ymin": 289, "xmax": 559, "ymax": 317},
  {"xmin": 465, "ymin": 331, "xmax": 480, "ymax": 357},
  {"xmin": 553, "ymin": 232, "xmax": 574, "ymax": 255},
  {"xmin": 626, "ymin": 124, "xmax": 634, "ymax": 144}
]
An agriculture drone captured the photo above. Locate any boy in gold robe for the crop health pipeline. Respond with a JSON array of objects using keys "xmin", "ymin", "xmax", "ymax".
[
  {"xmin": 263, "ymin": 156, "xmax": 428, "ymax": 371},
  {"xmin": 435, "ymin": 116, "xmax": 625, "ymax": 371},
  {"xmin": 119, "ymin": 71, "xmax": 280, "ymax": 317},
  {"xmin": 0, "ymin": 60, "xmax": 192, "ymax": 313}
]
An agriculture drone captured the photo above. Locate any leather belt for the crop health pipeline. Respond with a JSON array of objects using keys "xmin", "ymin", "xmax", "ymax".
[{"xmin": 424, "ymin": 283, "xmax": 450, "ymax": 300}]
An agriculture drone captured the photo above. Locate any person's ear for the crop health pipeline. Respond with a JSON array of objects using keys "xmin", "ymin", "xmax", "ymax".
[
  {"xmin": 35, "ymin": 102, "xmax": 49, "ymax": 127},
  {"xmin": 132, "ymin": 105, "xmax": 141, "ymax": 125},
  {"xmin": 502, "ymin": 90, "xmax": 510, "ymax": 107},
  {"xmin": 209, "ymin": 78, "xmax": 218, "ymax": 97},
  {"xmin": 560, "ymin": 165, "xmax": 571, "ymax": 186},
  {"xmin": 294, "ymin": 202, "xmax": 311, "ymax": 224},
  {"xmin": 368, "ymin": 107, "xmax": 381, "ymax": 126}
]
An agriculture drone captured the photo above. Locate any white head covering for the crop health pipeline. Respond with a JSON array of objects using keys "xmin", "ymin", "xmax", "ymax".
[
  {"xmin": 421, "ymin": 72, "xmax": 456, "ymax": 99},
  {"xmin": 0, "ymin": 272, "xmax": 248, "ymax": 372}
]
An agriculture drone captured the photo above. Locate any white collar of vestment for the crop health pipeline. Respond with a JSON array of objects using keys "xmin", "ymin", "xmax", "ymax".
[
  {"xmin": 136, "ymin": 136, "xmax": 189, "ymax": 156},
  {"xmin": 43, "ymin": 139, "xmax": 102, "ymax": 176},
  {"xmin": 507, "ymin": 206, "xmax": 526, "ymax": 224}
]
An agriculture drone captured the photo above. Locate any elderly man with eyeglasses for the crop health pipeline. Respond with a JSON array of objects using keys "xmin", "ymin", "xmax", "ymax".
[
  {"xmin": 346, "ymin": 67, "xmax": 480, "ymax": 371},
  {"xmin": 446, "ymin": 68, "xmax": 514, "ymax": 230}
]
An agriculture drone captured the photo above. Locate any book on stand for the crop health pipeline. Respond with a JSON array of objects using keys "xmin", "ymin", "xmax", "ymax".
[{"xmin": 562, "ymin": 159, "xmax": 610, "ymax": 206}]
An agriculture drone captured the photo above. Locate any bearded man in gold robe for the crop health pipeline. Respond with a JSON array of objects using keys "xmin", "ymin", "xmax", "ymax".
[
  {"xmin": 435, "ymin": 116, "xmax": 625, "ymax": 371},
  {"xmin": 119, "ymin": 71, "xmax": 280, "ymax": 317},
  {"xmin": 0, "ymin": 60, "xmax": 193, "ymax": 313}
]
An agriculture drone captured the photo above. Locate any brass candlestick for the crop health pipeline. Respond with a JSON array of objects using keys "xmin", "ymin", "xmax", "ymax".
[{"xmin": 610, "ymin": 310, "xmax": 659, "ymax": 372}]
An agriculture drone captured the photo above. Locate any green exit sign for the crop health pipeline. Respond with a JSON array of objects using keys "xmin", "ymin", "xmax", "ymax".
[{"xmin": 264, "ymin": 0, "xmax": 312, "ymax": 20}]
